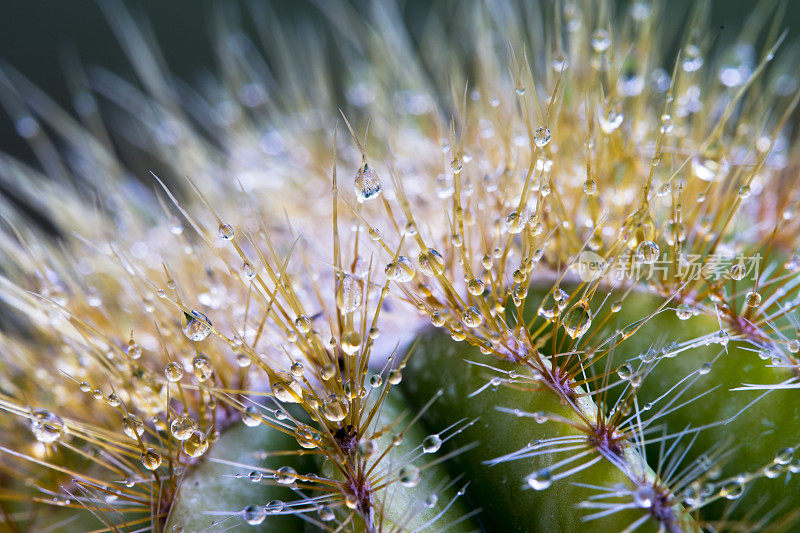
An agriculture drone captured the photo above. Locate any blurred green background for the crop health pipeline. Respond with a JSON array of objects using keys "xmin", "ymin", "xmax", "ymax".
[{"xmin": 0, "ymin": 0, "xmax": 798, "ymax": 164}]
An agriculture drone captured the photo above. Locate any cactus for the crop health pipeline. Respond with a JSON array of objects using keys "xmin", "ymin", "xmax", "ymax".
[{"xmin": 1, "ymin": 1, "xmax": 800, "ymax": 531}]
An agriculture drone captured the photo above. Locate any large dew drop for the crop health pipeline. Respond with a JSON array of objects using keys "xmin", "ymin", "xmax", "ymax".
[
  {"xmin": 182, "ymin": 310, "xmax": 213, "ymax": 342},
  {"xmin": 30, "ymin": 409, "xmax": 65, "ymax": 443},
  {"xmin": 563, "ymin": 302, "xmax": 593, "ymax": 338}
]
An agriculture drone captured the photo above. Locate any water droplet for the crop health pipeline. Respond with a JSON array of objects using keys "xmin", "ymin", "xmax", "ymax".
[
  {"xmin": 633, "ymin": 486, "xmax": 655, "ymax": 508},
  {"xmin": 583, "ymin": 179, "xmax": 597, "ymax": 195},
  {"xmin": 318, "ymin": 506, "xmax": 335, "ymax": 521},
  {"xmin": 242, "ymin": 262, "xmax": 256, "ymax": 279},
  {"xmin": 617, "ymin": 364, "xmax": 633, "ymax": 380},
  {"xmin": 355, "ymin": 164, "xmax": 382, "ymax": 202},
  {"xmin": 744, "ymin": 291, "xmax": 761, "ymax": 308},
  {"xmin": 295, "ymin": 425, "xmax": 317, "ymax": 449},
  {"xmin": 182, "ymin": 311, "xmax": 213, "ymax": 342},
  {"xmin": 193, "ymin": 355, "xmax": 214, "ymax": 381},
  {"xmin": 336, "ymin": 274, "xmax": 364, "ymax": 313},
  {"xmin": 266, "ymin": 500, "xmax": 284, "ymax": 513},
  {"xmin": 502, "ymin": 211, "xmax": 525, "ymax": 236},
  {"xmin": 165, "ymin": 362, "xmax": 184, "ymax": 382},
  {"xmin": 533, "ymin": 127, "xmax": 551, "ymax": 148},
  {"xmin": 30, "ymin": 410, "xmax": 65, "ymax": 443},
  {"xmin": 692, "ymin": 141, "xmax": 729, "ymax": 182},
  {"xmin": 341, "ymin": 328, "xmax": 362, "ymax": 356},
  {"xmin": 418, "ymin": 249, "xmax": 445, "ymax": 277},
  {"xmin": 218, "ymin": 223, "xmax": 234, "ymax": 240},
  {"xmin": 127, "ymin": 340, "xmax": 142, "ymax": 360},
  {"xmin": 719, "ymin": 479, "xmax": 744, "ymax": 500},
  {"xmin": 676, "ymin": 303, "xmax": 693, "ymax": 320},
  {"xmin": 321, "ymin": 363, "xmax": 337, "ymax": 381},
  {"xmin": 170, "ymin": 416, "xmax": 197, "ymax": 441},
  {"xmin": 788, "ymin": 339, "xmax": 800, "ymax": 353},
  {"xmin": 243, "ymin": 505, "xmax": 266, "ymax": 525},
  {"xmin": 242, "ymin": 407, "xmax": 262, "ymax": 427},
  {"xmin": 526, "ymin": 468, "xmax": 552, "ymax": 490},
  {"xmin": 461, "ymin": 307, "xmax": 483, "ymax": 328},
  {"xmin": 698, "ymin": 362, "xmax": 712, "ymax": 375},
  {"xmin": 775, "ymin": 447, "xmax": 794, "ymax": 465},
  {"xmin": 274, "ymin": 466, "xmax": 297, "ymax": 485},
  {"xmin": 465, "ymin": 278, "xmax": 485, "ymax": 297},
  {"xmin": 738, "ymin": 185, "xmax": 751, "ymax": 199},
  {"xmin": 385, "ymin": 256, "xmax": 415, "ymax": 282},
  {"xmin": 422, "ymin": 434, "xmax": 442, "ymax": 453},
  {"xmin": 270, "ymin": 377, "xmax": 303, "ymax": 404},
  {"xmin": 322, "ymin": 397, "xmax": 348, "ymax": 422},
  {"xmin": 591, "ymin": 29, "xmax": 611, "ymax": 52},
  {"xmin": 183, "ymin": 431, "xmax": 209, "ymax": 458},
  {"xmin": 636, "ymin": 240, "xmax": 660, "ymax": 263},
  {"xmin": 141, "ymin": 448, "xmax": 162, "ymax": 470},
  {"xmin": 123, "ymin": 415, "xmax": 145, "ymax": 440},
  {"xmin": 563, "ymin": 302, "xmax": 593, "ymax": 338},
  {"xmin": 399, "ymin": 465, "xmax": 421, "ymax": 487}
]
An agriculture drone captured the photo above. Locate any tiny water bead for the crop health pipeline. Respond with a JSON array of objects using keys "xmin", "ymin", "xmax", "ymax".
[
  {"xmin": 399, "ymin": 465, "xmax": 421, "ymax": 487},
  {"xmin": 242, "ymin": 261, "xmax": 256, "ymax": 279},
  {"xmin": 355, "ymin": 164, "xmax": 382, "ymax": 202},
  {"xmin": 369, "ymin": 374, "xmax": 383, "ymax": 388},
  {"xmin": 533, "ymin": 126, "xmax": 551, "ymax": 148},
  {"xmin": 385, "ymin": 256, "xmax": 415, "ymax": 282},
  {"xmin": 744, "ymin": 291, "xmax": 761, "ymax": 308},
  {"xmin": 165, "ymin": 362, "xmax": 184, "ymax": 382},
  {"xmin": 636, "ymin": 240, "xmax": 660, "ymax": 263},
  {"xmin": 729, "ymin": 261, "xmax": 747, "ymax": 280},
  {"xmin": 170, "ymin": 416, "xmax": 197, "ymax": 440},
  {"xmin": 563, "ymin": 302, "xmax": 593, "ymax": 338},
  {"xmin": 617, "ymin": 363, "xmax": 633, "ymax": 380},
  {"xmin": 182, "ymin": 310, "xmax": 213, "ymax": 342},
  {"xmin": 242, "ymin": 505, "xmax": 267, "ymax": 526},
  {"xmin": 675, "ymin": 303, "xmax": 693, "ymax": 320},
  {"xmin": 141, "ymin": 448, "xmax": 162, "ymax": 470},
  {"xmin": 336, "ymin": 274, "xmax": 364, "ymax": 313},
  {"xmin": 30, "ymin": 409, "xmax": 65, "ymax": 443},
  {"xmin": 127, "ymin": 340, "xmax": 142, "ymax": 360},
  {"xmin": 633, "ymin": 486, "xmax": 655, "ymax": 509},
  {"xmin": 738, "ymin": 184, "xmax": 751, "ymax": 199},
  {"xmin": 294, "ymin": 315, "xmax": 311, "ymax": 333},
  {"xmin": 192, "ymin": 355, "xmax": 214, "ymax": 381},
  {"xmin": 217, "ymin": 222, "xmax": 234, "ymax": 240},
  {"xmin": 583, "ymin": 179, "xmax": 597, "ymax": 195},
  {"xmin": 295, "ymin": 425, "xmax": 318, "ymax": 449},
  {"xmin": 265, "ymin": 500, "xmax": 284, "ymax": 513},
  {"xmin": 787, "ymin": 339, "xmax": 800, "ymax": 353},
  {"xmin": 775, "ymin": 447, "xmax": 794, "ymax": 465},
  {"xmin": 290, "ymin": 361, "xmax": 304, "ymax": 377},
  {"xmin": 422, "ymin": 434, "xmax": 442, "ymax": 453},
  {"xmin": 526, "ymin": 468, "xmax": 552, "ymax": 490}
]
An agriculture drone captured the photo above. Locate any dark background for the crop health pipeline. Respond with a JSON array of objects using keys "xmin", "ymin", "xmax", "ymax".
[{"xmin": 0, "ymin": 0, "xmax": 798, "ymax": 166}]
